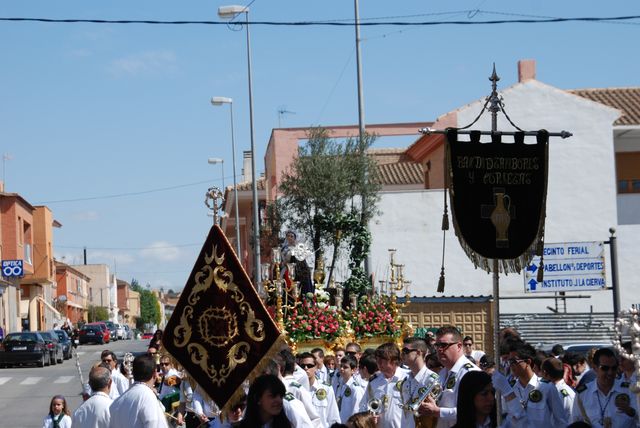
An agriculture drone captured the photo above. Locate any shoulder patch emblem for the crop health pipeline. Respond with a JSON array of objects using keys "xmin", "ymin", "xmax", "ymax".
[
  {"xmin": 315, "ymin": 388, "xmax": 327, "ymax": 400},
  {"xmin": 561, "ymin": 389, "xmax": 569, "ymax": 397},
  {"xmin": 508, "ymin": 378, "xmax": 516, "ymax": 388},
  {"xmin": 621, "ymin": 381, "xmax": 630, "ymax": 388},
  {"xmin": 446, "ymin": 374, "xmax": 456, "ymax": 390},
  {"xmin": 430, "ymin": 373, "xmax": 439, "ymax": 380},
  {"xmin": 463, "ymin": 363, "xmax": 473, "ymax": 369},
  {"xmin": 615, "ymin": 393, "xmax": 630, "ymax": 408},
  {"xmin": 290, "ymin": 381, "xmax": 301, "ymax": 388},
  {"xmin": 576, "ymin": 384, "xmax": 587, "ymax": 394},
  {"xmin": 529, "ymin": 390, "xmax": 543, "ymax": 403},
  {"xmin": 284, "ymin": 392, "xmax": 295, "ymax": 401},
  {"xmin": 395, "ymin": 379, "xmax": 405, "ymax": 391},
  {"xmin": 344, "ymin": 386, "xmax": 352, "ymax": 397}
]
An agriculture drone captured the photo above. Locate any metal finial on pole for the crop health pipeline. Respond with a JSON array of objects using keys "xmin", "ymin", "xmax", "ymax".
[{"xmin": 205, "ymin": 187, "xmax": 225, "ymax": 226}]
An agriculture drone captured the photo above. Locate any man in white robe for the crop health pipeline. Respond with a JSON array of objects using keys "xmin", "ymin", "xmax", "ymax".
[{"xmin": 73, "ymin": 366, "xmax": 113, "ymax": 428}]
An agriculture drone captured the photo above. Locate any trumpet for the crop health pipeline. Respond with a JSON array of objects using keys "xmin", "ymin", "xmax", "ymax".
[
  {"xmin": 404, "ymin": 377, "xmax": 442, "ymax": 415},
  {"xmin": 368, "ymin": 398, "xmax": 383, "ymax": 415}
]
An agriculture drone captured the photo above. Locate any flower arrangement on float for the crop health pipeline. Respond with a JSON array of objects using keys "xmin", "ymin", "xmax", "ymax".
[{"xmin": 343, "ymin": 296, "xmax": 401, "ymax": 340}]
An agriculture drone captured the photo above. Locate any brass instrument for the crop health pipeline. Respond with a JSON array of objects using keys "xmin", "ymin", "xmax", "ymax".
[
  {"xmin": 404, "ymin": 377, "xmax": 442, "ymax": 415},
  {"xmin": 368, "ymin": 398, "xmax": 383, "ymax": 415}
]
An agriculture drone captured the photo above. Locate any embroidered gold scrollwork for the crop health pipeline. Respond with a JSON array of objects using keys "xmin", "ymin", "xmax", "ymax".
[
  {"xmin": 187, "ymin": 341, "xmax": 250, "ymax": 386},
  {"xmin": 173, "ymin": 305, "xmax": 194, "ymax": 348},
  {"xmin": 240, "ymin": 301, "xmax": 265, "ymax": 342},
  {"xmin": 189, "ymin": 265, "xmax": 214, "ymax": 305}
]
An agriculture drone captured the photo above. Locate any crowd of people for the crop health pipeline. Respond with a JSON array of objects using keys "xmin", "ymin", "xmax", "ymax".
[{"xmin": 42, "ymin": 326, "xmax": 639, "ymax": 428}]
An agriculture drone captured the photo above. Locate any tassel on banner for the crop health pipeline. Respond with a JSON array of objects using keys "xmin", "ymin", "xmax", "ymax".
[
  {"xmin": 441, "ymin": 212, "xmax": 449, "ymax": 231},
  {"xmin": 437, "ymin": 267, "xmax": 445, "ymax": 293},
  {"xmin": 537, "ymin": 257, "xmax": 544, "ymax": 283}
]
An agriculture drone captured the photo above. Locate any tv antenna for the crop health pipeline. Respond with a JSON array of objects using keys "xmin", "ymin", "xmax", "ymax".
[{"xmin": 277, "ymin": 106, "xmax": 296, "ymax": 127}]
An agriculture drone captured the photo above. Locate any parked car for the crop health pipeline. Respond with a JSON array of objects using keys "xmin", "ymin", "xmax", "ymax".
[
  {"xmin": 0, "ymin": 332, "xmax": 49, "ymax": 368},
  {"xmin": 563, "ymin": 343, "xmax": 611, "ymax": 357},
  {"xmin": 86, "ymin": 322, "xmax": 110, "ymax": 344},
  {"xmin": 102, "ymin": 321, "xmax": 117, "ymax": 341},
  {"xmin": 123, "ymin": 325, "xmax": 133, "ymax": 340},
  {"xmin": 115, "ymin": 323, "xmax": 125, "ymax": 340},
  {"xmin": 54, "ymin": 329, "xmax": 73, "ymax": 360},
  {"xmin": 142, "ymin": 331, "xmax": 154, "ymax": 339},
  {"xmin": 79, "ymin": 324, "xmax": 106, "ymax": 345},
  {"xmin": 38, "ymin": 330, "xmax": 64, "ymax": 365}
]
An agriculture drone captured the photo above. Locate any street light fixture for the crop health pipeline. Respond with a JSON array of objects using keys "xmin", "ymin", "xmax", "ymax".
[
  {"xmin": 218, "ymin": 4, "xmax": 261, "ymax": 288},
  {"xmin": 211, "ymin": 96, "xmax": 241, "ymax": 258},
  {"xmin": 207, "ymin": 157, "xmax": 225, "ymax": 189}
]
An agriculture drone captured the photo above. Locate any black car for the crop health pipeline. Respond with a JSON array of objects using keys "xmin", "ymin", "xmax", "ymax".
[
  {"xmin": 38, "ymin": 330, "xmax": 64, "ymax": 365},
  {"xmin": 79, "ymin": 324, "xmax": 105, "ymax": 345},
  {"xmin": 0, "ymin": 332, "xmax": 49, "ymax": 368},
  {"xmin": 54, "ymin": 329, "xmax": 73, "ymax": 360}
]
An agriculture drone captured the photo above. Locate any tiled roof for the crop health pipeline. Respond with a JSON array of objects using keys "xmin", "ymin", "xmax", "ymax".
[
  {"xmin": 235, "ymin": 177, "xmax": 266, "ymax": 191},
  {"xmin": 376, "ymin": 161, "xmax": 424, "ymax": 186},
  {"xmin": 569, "ymin": 87, "xmax": 640, "ymax": 126},
  {"xmin": 368, "ymin": 148, "xmax": 415, "ymax": 165}
]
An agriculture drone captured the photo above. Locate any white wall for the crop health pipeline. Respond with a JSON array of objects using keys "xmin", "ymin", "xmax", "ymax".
[{"xmin": 369, "ymin": 81, "xmax": 639, "ymax": 314}]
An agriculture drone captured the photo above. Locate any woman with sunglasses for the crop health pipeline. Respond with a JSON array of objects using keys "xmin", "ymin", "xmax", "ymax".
[
  {"xmin": 237, "ymin": 374, "xmax": 292, "ymax": 428},
  {"xmin": 451, "ymin": 371, "xmax": 496, "ymax": 428}
]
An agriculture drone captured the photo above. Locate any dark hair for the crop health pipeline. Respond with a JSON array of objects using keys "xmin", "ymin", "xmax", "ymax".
[
  {"xmin": 593, "ymin": 348, "xmax": 616, "ymax": 367},
  {"xmin": 463, "ymin": 336, "xmax": 474, "ymax": 343},
  {"xmin": 310, "ymin": 348, "xmax": 325, "ymax": 358},
  {"xmin": 279, "ymin": 349, "xmax": 296, "ymax": 375},
  {"xmin": 533, "ymin": 350, "xmax": 549, "ymax": 371},
  {"xmin": 359, "ymin": 353, "xmax": 378, "ymax": 374},
  {"xmin": 435, "ymin": 326, "xmax": 463, "ymax": 342},
  {"xmin": 454, "ymin": 371, "xmax": 496, "ymax": 428},
  {"xmin": 374, "ymin": 342, "xmax": 401, "ymax": 362},
  {"xmin": 426, "ymin": 353, "xmax": 443, "ymax": 370},
  {"xmin": 541, "ymin": 357, "xmax": 564, "ymax": 381},
  {"xmin": 404, "ymin": 337, "xmax": 429, "ymax": 354},
  {"xmin": 512, "ymin": 342, "xmax": 536, "ymax": 362},
  {"xmin": 298, "ymin": 352, "xmax": 315, "ymax": 362},
  {"xmin": 562, "ymin": 351, "xmax": 585, "ymax": 366},
  {"xmin": 239, "ymin": 374, "xmax": 291, "ymax": 428},
  {"xmin": 89, "ymin": 366, "xmax": 112, "ymax": 391},
  {"xmin": 551, "ymin": 344, "xmax": 564, "ymax": 357},
  {"xmin": 479, "ymin": 355, "xmax": 495, "ymax": 370},
  {"xmin": 340, "ymin": 355, "xmax": 358, "ymax": 370},
  {"xmin": 499, "ymin": 337, "xmax": 523, "ymax": 357},
  {"xmin": 133, "ymin": 354, "xmax": 156, "ymax": 382}
]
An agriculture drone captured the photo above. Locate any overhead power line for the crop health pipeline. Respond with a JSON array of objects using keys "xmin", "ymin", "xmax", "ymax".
[{"xmin": 1, "ymin": 15, "xmax": 639, "ymax": 26}]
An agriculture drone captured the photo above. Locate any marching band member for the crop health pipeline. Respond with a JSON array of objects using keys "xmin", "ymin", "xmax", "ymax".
[
  {"xmin": 400, "ymin": 337, "xmax": 439, "ymax": 428},
  {"xmin": 277, "ymin": 350, "xmax": 321, "ymax": 427},
  {"xmin": 359, "ymin": 342, "xmax": 408, "ymax": 428},
  {"xmin": 505, "ymin": 342, "xmax": 567, "ymax": 428},
  {"xmin": 336, "ymin": 355, "xmax": 365, "ymax": 423},
  {"xmin": 419, "ymin": 326, "xmax": 480, "ymax": 428},
  {"xmin": 299, "ymin": 352, "xmax": 340, "ymax": 428},
  {"xmin": 572, "ymin": 348, "xmax": 639, "ymax": 428}
]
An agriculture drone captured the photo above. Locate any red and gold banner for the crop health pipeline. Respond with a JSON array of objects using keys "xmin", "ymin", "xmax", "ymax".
[{"xmin": 163, "ymin": 225, "xmax": 285, "ymax": 412}]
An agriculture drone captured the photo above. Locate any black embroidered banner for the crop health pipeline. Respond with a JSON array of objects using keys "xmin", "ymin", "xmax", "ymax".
[
  {"xmin": 446, "ymin": 128, "xmax": 549, "ymax": 273},
  {"xmin": 163, "ymin": 225, "xmax": 284, "ymax": 412}
]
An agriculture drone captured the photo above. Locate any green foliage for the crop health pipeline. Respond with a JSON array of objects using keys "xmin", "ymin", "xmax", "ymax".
[
  {"xmin": 87, "ymin": 305, "xmax": 109, "ymax": 323},
  {"xmin": 278, "ymin": 127, "xmax": 381, "ymax": 273},
  {"xmin": 131, "ymin": 277, "xmax": 161, "ymax": 327}
]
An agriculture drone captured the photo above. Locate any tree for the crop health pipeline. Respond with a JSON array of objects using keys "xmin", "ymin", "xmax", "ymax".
[
  {"xmin": 278, "ymin": 127, "xmax": 380, "ymax": 292},
  {"xmin": 87, "ymin": 305, "xmax": 109, "ymax": 322},
  {"xmin": 130, "ymin": 278, "xmax": 161, "ymax": 328}
]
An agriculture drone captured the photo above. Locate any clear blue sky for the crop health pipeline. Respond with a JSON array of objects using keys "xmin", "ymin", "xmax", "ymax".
[{"xmin": 1, "ymin": 1, "xmax": 638, "ymax": 292}]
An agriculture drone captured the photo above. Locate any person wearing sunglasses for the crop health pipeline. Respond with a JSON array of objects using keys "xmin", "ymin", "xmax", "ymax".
[
  {"xmin": 400, "ymin": 337, "xmax": 439, "ymax": 428},
  {"xmin": 100, "ymin": 350, "xmax": 130, "ymax": 400},
  {"xmin": 157, "ymin": 356, "xmax": 181, "ymax": 400},
  {"xmin": 506, "ymin": 341, "xmax": 567, "ymax": 428},
  {"xmin": 572, "ymin": 347, "xmax": 638, "ymax": 427},
  {"xmin": 299, "ymin": 352, "xmax": 340, "ymax": 428},
  {"xmin": 418, "ymin": 326, "xmax": 480, "ymax": 428}
]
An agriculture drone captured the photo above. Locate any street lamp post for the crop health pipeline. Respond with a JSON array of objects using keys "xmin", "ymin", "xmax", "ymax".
[
  {"xmin": 218, "ymin": 5, "xmax": 260, "ymax": 288},
  {"xmin": 211, "ymin": 96, "xmax": 241, "ymax": 258}
]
